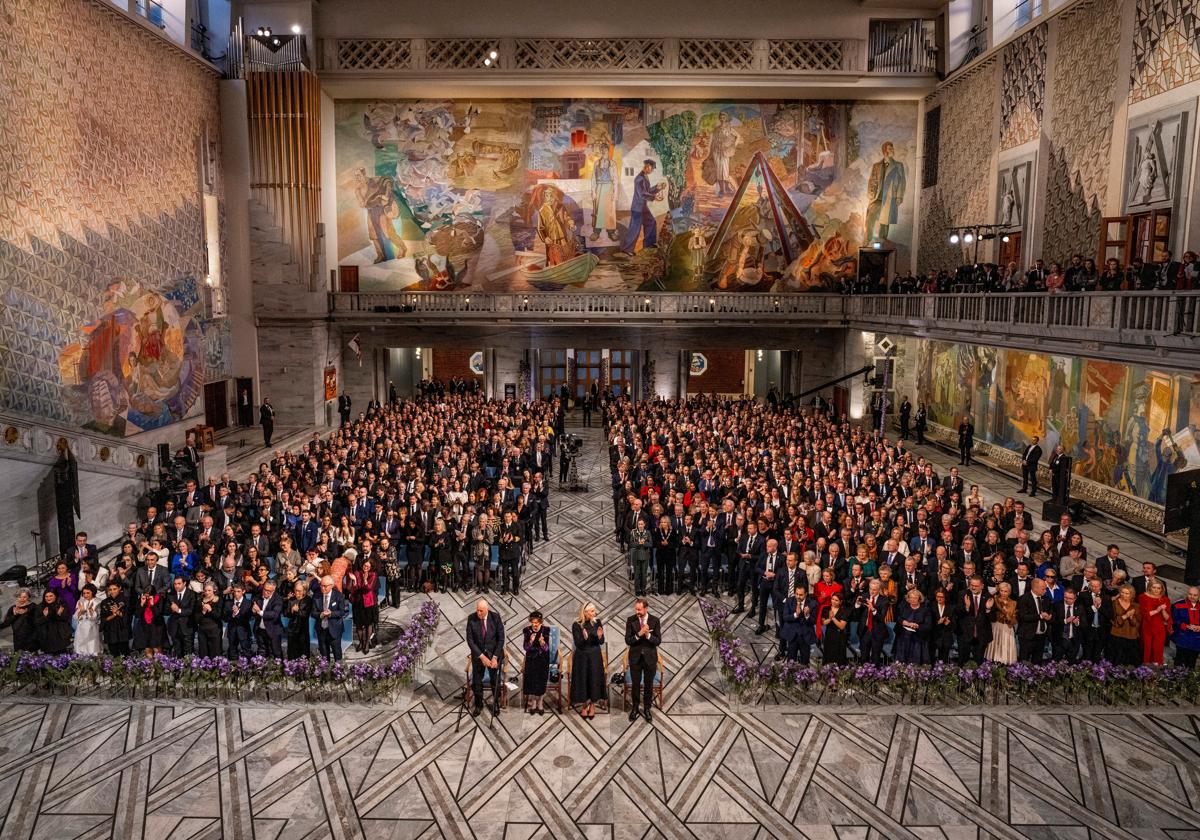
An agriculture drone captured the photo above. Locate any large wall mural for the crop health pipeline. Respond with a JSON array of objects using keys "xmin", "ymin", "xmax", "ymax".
[
  {"xmin": 916, "ymin": 340, "xmax": 1200, "ymax": 504},
  {"xmin": 335, "ymin": 99, "xmax": 917, "ymax": 292},
  {"xmin": 0, "ymin": 0, "xmax": 224, "ymax": 435}
]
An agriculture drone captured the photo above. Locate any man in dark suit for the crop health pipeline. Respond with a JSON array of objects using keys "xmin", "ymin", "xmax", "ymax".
[
  {"xmin": 1132, "ymin": 561, "xmax": 1161, "ymax": 596},
  {"xmin": 338, "ymin": 390, "xmax": 352, "ymax": 425},
  {"xmin": 899, "ymin": 397, "xmax": 912, "ymax": 439},
  {"xmin": 313, "ymin": 575, "xmax": 349, "ymax": 661},
  {"xmin": 780, "ymin": 583, "xmax": 819, "ymax": 664},
  {"xmin": 1016, "ymin": 578, "xmax": 1052, "ymax": 663},
  {"xmin": 466, "ymin": 599, "xmax": 504, "ymax": 716},
  {"xmin": 1079, "ymin": 578, "xmax": 1110, "ymax": 662},
  {"xmin": 260, "ymin": 398, "xmax": 276, "ymax": 447},
  {"xmin": 625, "ymin": 598, "xmax": 662, "ymax": 722},
  {"xmin": 957, "ymin": 417, "xmax": 975, "ymax": 466},
  {"xmin": 753, "ymin": 539, "xmax": 783, "ymax": 635},
  {"xmin": 1002, "ymin": 500, "xmax": 1034, "ymax": 534},
  {"xmin": 164, "ymin": 576, "xmax": 196, "ymax": 656},
  {"xmin": 1052, "ymin": 588, "xmax": 1084, "ymax": 662},
  {"xmin": 254, "ymin": 580, "xmax": 285, "ymax": 658},
  {"xmin": 958, "ymin": 576, "xmax": 994, "ymax": 664},
  {"xmin": 731, "ymin": 522, "xmax": 764, "ymax": 614},
  {"xmin": 1096, "ymin": 545, "xmax": 1129, "ymax": 588},
  {"xmin": 224, "ymin": 583, "xmax": 256, "ymax": 657},
  {"xmin": 69, "ymin": 532, "xmax": 100, "ymax": 570},
  {"xmin": 1019, "ymin": 436, "xmax": 1042, "ymax": 496}
]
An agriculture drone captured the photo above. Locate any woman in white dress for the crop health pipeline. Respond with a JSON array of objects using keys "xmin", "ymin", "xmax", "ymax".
[
  {"xmin": 985, "ymin": 582, "xmax": 1018, "ymax": 663},
  {"xmin": 73, "ymin": 584, "xmax": 101, "ymax": 655}
]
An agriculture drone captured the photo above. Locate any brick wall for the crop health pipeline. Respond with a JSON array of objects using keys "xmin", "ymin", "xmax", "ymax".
[
  {"xmin": 432, "ymin": 348, "xmax": 481, "ymax": 382},
  {"xmin": 689, "ymin": 349, "xmax": 745, "ymax": 394}
]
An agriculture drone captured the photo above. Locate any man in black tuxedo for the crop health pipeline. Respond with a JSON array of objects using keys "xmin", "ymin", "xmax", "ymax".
[
  {"xmin": 1132, "ymin": 561, "xmax": 1161, "ymax": 596},
  {"xmin": 899, "ymin": 397, "xmax": 912, "ymax": 439},
  {"xmin": 466, "ymin": 599, "xmax": 504, "ymax": 716},
  {"xmin": 731, "ymin": 522, "xmax": 764, "ymax": 614},
  {"xmin": 1002, "ymin": 500, "xmax": 1034, "ymax": 534},
  {"xmin": 943, "ymin": 465, "xmax": 965, "ymax": 498},
  {"xmin": 1019, "ymin": 435, "xmax": 1042, "ymax": 496},
  {"xmin": 1016, "ymin": 577, "xmax": 1052, "ymax": 663},
  {"xmin": 260, "ymin": 398, "xmax": 276, "ymax": 447},
  {"xmin": 164, "ymin": 576, "xmax": 196, "ymax": 656},
  {"xmin": 1052, "ymin": 588, "xmax": 1084, "ymax": 662},
  {"xmin": 338, "ymin": 390, "xmax": 352, "ymax": 426},
  {"xmin": 958, "ymin": 576, "xmax": 994, "ymax": 664},
  {"xmin": 625, "ymin": 599, "xmax": 661, "ymax": 722},
  {"xmin": 957, "ymin": 416, "xmax": 975, "ymax": 466},
  {"xmin": 753, "ymin": 539, "xmax": 783, "ymax": 634}
]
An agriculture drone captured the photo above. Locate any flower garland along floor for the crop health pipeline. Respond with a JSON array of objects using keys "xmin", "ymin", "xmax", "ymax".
[
  {"xmin": 0, "ymin": 599, "xmax": 440, "ymax": 703},
  {"xmin": 700, "ymin": 597, "xmax": 1200, "ymax": 706}
]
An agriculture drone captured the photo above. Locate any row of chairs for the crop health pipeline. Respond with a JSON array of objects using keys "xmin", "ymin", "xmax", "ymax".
[{"xmin": 462, "ymin": 624, "xmax": 666, "ymax": 713}]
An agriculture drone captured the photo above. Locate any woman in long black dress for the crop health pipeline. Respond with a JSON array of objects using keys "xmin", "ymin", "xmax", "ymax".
[
  {"xmin": 570, "ymin": 602, "xmax": 606, "ymax": 719},
  {"xmin": 194, "ymin": 581, "xmax": 223, "ymax": 657},
  {"xmin": 654, "ymin": 516, "xmax": 677, "ymax": 596},
  {"xmin": 285, "ymin": 580, "xmax": 312, "ymax": 659},
  {"xmin": 821, "ymin": 592, "xmax": 851, "ymax": 666},
  {"xmin": 522, "ymin": 611, "xmax": 550, "ymax": 715},
  {"xmin": 894, "ymin": 589, "xmax": 932, "ymax": 664},
  {"xmin": 33, "ymin": 589, "xmax": 71, "ymax": 654}
]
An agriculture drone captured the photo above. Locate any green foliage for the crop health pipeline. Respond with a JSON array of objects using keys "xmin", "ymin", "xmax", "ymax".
[{"xmin": 647, "ymin": 110, "xmax": 698, "ymax": 208}]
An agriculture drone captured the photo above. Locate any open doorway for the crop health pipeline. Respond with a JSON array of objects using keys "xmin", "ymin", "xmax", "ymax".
[{"xmin": 858, "ymin": 247, "xmax": 892, "ymax": 292}]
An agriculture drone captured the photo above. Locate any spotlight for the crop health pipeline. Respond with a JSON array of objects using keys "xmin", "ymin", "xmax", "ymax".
[
  {"xmin": 204, "ymin": 273, "xmax": 214, "ymax": 287},
  {"xmin": 464, "ymin": 297, "xmax": 470, "ymax": 303},
  {"xmin": 483, "ymin": 58, "xmax": 492, "ymax": 66},
  {"xmin": 1001, "ymin": 234, "xmax": 1010, "ymax": 243},
  {"xmin": 256, "ymin": 26, "xmax": 272, "ymax": 37},
  {"xmin": 272, "ymin": 38, "xmax": 280, "ymax": 46},
  {"xmin": 708, "ymin": 298, "xmax": 715, "ymax": 305},
  {"xmin": 291, "ymin": 24, "xmax": 301, "ymax": 34},
  {"xmin": 963, "ymin": 231, "xmax": 975, "ymax": 244},
  {"xmin": 949, "ymin": 232, "xmax": 960, "ymax": 245},
  {"xmin": 489, "ymin": 50, "xmax": 498, "ymax": 59},
  {"xmin": 644, "ymin": 298, "xmax": 651, "ymax": 305}
]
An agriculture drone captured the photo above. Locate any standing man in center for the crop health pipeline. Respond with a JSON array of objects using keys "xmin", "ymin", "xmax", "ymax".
[
  {"xmin": 260, "ymin": 397, "xmax": 276, "ymax": 447},
  {"xmin": 625, "ymin": 598, "xmax": 661, "ymax": 722},
  {"xmin": 958, "ymin": 414, "xmax": 975, "ymax": 466},
  {"xmin": 1020, "ymin": 435, "xmax": 1042, "ymax": 497}
]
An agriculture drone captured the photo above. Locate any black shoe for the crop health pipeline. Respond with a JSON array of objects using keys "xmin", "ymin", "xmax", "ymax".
[
  {"xmin": 1030, "ymin": 493, "xmax": 1037, "ymax": 498},
  {"xmin": 492, "ymin": 703, "xmax": 501, "ymax": 716},
  {"xmin": 642, "ymin": 709, "xmax": 652, "ymax": 723},
  {"xmin": 471, "ymin": 705, "xmax": 482, "ymax": 717},
  {"xmin": 731, "ymin": 606, "xmax": 744, "ymax": 614},
  {"xmin": 536, "ymin": 708, "xmax": 544, "ymax": 715},
  {"xmin": 754, "ymin": 625, "xmax": 766, "ymax": 635},
  {"xmin": 629, "ymin": 707, "xmax": 639, "ymax": 721}
]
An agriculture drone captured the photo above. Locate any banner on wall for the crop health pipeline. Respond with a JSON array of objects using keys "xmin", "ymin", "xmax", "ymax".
[
  {"xmin": 323, "ymin": 366, "xmax": 337, "ymax": 401},
  {"xmin": 347, "ymin": 333, "xmax": 363, "ymax": 366}
]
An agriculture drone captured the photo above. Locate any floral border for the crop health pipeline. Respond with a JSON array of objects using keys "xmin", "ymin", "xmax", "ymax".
[
  {"xmin": 700, "ymin": 597, "xmax": 1200, "ymax": 706},
  {"xmin": 0, "ymin": 600, "xmax": 440, "ymax": 703}
]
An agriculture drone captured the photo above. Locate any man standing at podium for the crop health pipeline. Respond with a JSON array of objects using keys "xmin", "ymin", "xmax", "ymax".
[{"xmin": 625, "ymin": 598, "xmax": 661, "ymax": 722}]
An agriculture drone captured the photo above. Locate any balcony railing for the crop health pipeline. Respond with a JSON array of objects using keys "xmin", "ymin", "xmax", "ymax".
[
  {"xmin": 316, "ymin": 36, "xmax": 936, "ymax": 76},
  {"xmin": 326, "ymin": 291, "xmax": 1200, "ymax": 352}
]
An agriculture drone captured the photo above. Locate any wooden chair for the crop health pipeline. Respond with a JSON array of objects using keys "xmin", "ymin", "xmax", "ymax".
[
  {"xmin": 620, "ymin": 651, "xmax": 667, "ymax": 710},
  {"xmin": 563, "ymin": 639, "xmax": 609, "ymax": 713}
]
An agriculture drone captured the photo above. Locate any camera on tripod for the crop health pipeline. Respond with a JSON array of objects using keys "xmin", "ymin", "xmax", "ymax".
[{"xmin": 563, "ymin": 434, "xmax": 583, "ymax": 456}]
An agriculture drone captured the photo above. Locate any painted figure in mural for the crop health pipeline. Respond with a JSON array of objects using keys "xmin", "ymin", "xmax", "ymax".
[
  {"xmin": 354, "ymin": 168, "xmax": 407, "ymax": 264},
  {"xmin": 865, "ymin": 142, "xmax": 906, "ymax": 244},
  {"xmin": 1001, "ymin": 178, "xmax": 1018, "ymax": 227},
  {"xmin": 688, "ymin": 227, "xmax": 710, "ymax": 278},
  {"xmin": 705, "ymin": 112, "xmax": 741, "ymax": 197},
  {"xmin": 681, "ymin": 131, "xmax": 710, "ymax": 217},
  {"xmin": 1149, "ymin": 429, "xmax": 1184, "ymax": 504},
  {"xmin": 1115, "ymin": 393, "xmax": 1151, "ymax": 496},
  {"xmin": 620, "ymin": 160, "xmax": 666, "ymax": 255},
  {"xmin": 590, "ymin": 142, "xmax": 618, "ymax": 242},
  {"xmin": 536, "ymin": 186, "xmax": 578, "ymax": 267}
]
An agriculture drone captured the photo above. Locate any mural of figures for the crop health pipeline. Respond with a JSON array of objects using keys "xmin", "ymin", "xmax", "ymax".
[
  {"xmin": 915, "ymin": 339, "xmax": 1200, "ymax": 504},
  {"xmin": 334, "ymin": 98, "xmax": 917, "ymax": 292},
  {"xmin": 58, "ymin": 281, "xmax": 204, "ymax": 436}
]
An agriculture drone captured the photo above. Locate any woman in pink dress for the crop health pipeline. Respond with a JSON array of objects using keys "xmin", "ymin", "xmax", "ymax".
[{"xmin": 1138, "ymin": 579, "xmax": 1172, "ymax": 664}]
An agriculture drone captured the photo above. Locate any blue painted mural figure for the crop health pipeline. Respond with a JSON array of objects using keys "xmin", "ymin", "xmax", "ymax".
[
  {"xmin": 865, "ymin": 142, "xmax": 906, "ymax": 244},
  {"xmin": 354, "ymin": 168, "xmax": 407, "ymax": 264},
  {"xmin": 620, "ymin": 160, "xmax": 666, "ymax": 255}
]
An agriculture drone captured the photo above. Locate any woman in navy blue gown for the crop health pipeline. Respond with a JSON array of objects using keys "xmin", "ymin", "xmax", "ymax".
[{"xmin": 894, "ymin": 589, "xmax": 932, "ymax": 665}]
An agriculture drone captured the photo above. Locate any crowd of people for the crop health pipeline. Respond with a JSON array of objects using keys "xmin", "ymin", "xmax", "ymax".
[
  {"xmin": 2, "ymin": 391, "xmax": 563, "ymax": 661},
  {"xmin": 606, "ymin": 394, "xmax": 1197, "ymax": 668},
  {"xmin": 846, "ymin": 251, "xmax": 1198, "ymax": 294}
]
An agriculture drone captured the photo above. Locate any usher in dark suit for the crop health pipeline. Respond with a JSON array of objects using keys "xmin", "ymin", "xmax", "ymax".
[{"xmin": 624, "ymin": 612, "xmax": 662, "ymax": 714}]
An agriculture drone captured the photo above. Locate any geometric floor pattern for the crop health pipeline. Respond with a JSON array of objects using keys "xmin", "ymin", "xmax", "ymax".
[{"xmin": 2, "ymin": 422, "xmax": 1199, "ymax": 838}]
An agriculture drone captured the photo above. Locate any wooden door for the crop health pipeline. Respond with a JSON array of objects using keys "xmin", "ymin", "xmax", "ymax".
[
  {"xmin": 204, "ymin": 380, "xmax": 228, "ymax": 431},
  {"xmin": 997, "ymin": 230, "xmax": 1022, "ymax": 269},
  {"xmin": 574, "ymin": 350, "xmax": 602, "ymax": 400}
]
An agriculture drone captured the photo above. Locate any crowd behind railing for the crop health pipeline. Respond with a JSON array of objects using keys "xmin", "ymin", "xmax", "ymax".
[{"xmin": 846, "ymin": 250, "xmax": 1200, "ymax": 294}]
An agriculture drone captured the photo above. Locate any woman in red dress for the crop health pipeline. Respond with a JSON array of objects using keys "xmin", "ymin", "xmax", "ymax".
[
  {"xmin": 813, "ymin": 566, "xmax": 843, "ymax": 641},
  {"xmin": 1138, "ymin": 579, "xmax": 1172, "ymax": 664}
]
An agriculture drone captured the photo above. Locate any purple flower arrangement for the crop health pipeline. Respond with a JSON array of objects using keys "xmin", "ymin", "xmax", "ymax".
[
  {"xmin": 0, "ymin": 599, "xmax": 440, "ymax": 702},
  {"xmin": 699, "ymin": 597, "xmax": 1198, "ymax": 706}
]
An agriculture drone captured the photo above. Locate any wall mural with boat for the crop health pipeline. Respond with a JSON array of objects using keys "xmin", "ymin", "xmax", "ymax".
[{"xmin": 334, "ymin": 99, "xmax": 917, "ymax": 292}]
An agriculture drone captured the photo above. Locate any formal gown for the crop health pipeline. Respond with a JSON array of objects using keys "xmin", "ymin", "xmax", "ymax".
[
  {"xmin": 1138, "ymin": 593, "xmax": 1170, "ymax": 664},
  {"xmin": 570, "ymin": 620, "xmax": 606, "ymax": 704},
  {"xmin": 893, "ymin": 603, "xmax": 931, "ymax": 664},
  {"xmin": 821, "ymin": 605, "xmax": 851, "ymax": 666},
  {"xmin": 522, "ymin": 626, "xmax": 550, "ymax": 698},
  {"xmin": 73, "ymin": 597, "xmax": 101, "ymax": 655},
  {"xmin": 985, "ymin": 602, "xmax": 1018, "ymax": 663}
]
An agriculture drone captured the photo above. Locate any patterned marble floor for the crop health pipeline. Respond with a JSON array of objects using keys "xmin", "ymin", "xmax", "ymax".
[{"xmin": 3, "ymin": 419, "xmax": 1200, "ymax": 840}]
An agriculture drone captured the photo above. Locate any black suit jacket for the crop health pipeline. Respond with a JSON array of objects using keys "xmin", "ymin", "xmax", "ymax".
[
  {"xmin": 466, "ymin": 612, "xmax": 504, "ymax": 662},
  {"xmin": 1016, "ymin": 591, "xmax": 1049, "ymax": 641},
  {"xmin": 1021, "ymin": 444, "xmax": 1042, "ymax": 468},
  {"xmin": 624, "ymin": 614, "xmax": 661, "ymax": 666}
]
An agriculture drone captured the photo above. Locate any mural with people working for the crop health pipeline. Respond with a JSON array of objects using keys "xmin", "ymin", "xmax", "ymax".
[
  {"xmin": 334, "ymin": 99, "xmax": 917, "ymax": 292},
  {"xmin": 916, "ymin": 339, "xmax": 1200, "ymax": 504}
]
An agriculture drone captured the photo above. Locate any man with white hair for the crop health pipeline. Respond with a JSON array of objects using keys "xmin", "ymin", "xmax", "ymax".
[
  {"xmin": 466, "ymin": 599, "xmax": 504, "ymax": 716},
  {"xmin": 314, "ymin": 575, "xmax": 349, "ymax": 661}
]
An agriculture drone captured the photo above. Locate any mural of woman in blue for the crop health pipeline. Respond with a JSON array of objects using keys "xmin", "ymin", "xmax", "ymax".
[{"xmin": 1149, "ymin": 429, "xmax": 1183, "ymax": 504}]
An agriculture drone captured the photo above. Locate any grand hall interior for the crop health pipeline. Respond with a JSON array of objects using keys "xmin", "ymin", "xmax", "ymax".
[{"xmin": 2, "ymin": 0, "xmax": 1200, "ymax": 836}]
